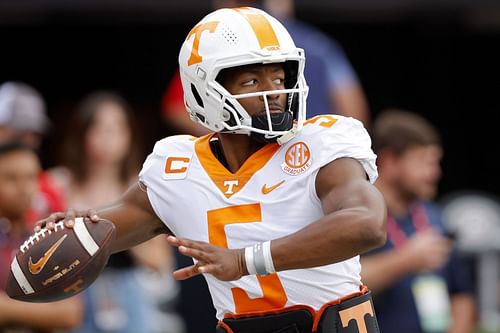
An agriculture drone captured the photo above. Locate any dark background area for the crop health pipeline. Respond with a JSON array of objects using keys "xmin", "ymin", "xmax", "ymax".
[
  {"xmin": 2, "ymin": 2, "xmax": 499, "ymax": 198},
  {"xmin": 1, "ymin": 2, "xmax": 499, "ymax": 330}
]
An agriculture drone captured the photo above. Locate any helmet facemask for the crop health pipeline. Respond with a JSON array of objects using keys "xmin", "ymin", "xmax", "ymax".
[{"xmin": 209, "ymin": 59, "xmax": 307, "ymax": 144}]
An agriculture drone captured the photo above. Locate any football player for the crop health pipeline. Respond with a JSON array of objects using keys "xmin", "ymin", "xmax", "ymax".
[{"xmin": 37, "ymin": 7, "xmax": 386, "ymax": 333}]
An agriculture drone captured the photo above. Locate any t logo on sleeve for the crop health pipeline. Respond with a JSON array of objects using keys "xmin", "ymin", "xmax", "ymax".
[{"xmin": 163, "ymin": 154, "xmax": 192, "ymax": 180}]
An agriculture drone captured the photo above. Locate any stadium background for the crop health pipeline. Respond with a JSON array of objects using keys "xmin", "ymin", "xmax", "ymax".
[
  {"xmin": 1, "ymin": 0, "xmax": 499, "ymax": 196},
  {"xmin": 1, "ymin": 1, "xmax": 499, "ymax": 332}
]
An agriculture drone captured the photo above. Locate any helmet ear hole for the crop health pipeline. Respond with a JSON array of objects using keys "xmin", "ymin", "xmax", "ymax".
[
  {"xmin": 195, "ymin": 112, "xmax": 205, "ymax": 122},
  {"xmin": 190, "ymin": 84, "xmax": 204, "ymax": 108},
  {"xmin": 223, "ymin": 100, "xmax": 238, "ymax": 127}
]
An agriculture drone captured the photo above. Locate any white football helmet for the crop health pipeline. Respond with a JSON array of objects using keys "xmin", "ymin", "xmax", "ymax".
[{"xmin": 178, "ymin": 7, "xmax": 308, "ymax": 144}]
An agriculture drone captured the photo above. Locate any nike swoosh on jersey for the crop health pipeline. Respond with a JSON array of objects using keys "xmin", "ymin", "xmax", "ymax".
[
  {"xmin": 28, "ymin": 234, "xmax": 68, "ymax": 275},
  {"xmin": 261, "ymin": 180, "xmax": 285, "ymax": 194}
]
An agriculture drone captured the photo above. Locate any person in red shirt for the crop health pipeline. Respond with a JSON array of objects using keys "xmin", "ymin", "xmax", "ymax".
[
  {"xmin": 0, "ymin": 81, "xmax": 66, "ymax": 226},
  {"xmin": 0, "ymin": 142, "xmax": 82, "ymax": 332}
]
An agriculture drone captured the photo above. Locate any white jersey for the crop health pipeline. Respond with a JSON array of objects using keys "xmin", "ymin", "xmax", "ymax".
[{"xmin": 139, "ymin": 115, "xmax": 377, "ymax": 319}]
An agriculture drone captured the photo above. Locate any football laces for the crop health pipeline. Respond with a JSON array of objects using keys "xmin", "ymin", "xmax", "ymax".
[{"xmin": 20, "ymin": 221, "xmax": 65, "ymax": 254}]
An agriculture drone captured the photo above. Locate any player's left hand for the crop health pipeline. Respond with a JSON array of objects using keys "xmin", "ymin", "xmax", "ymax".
[
  {"xmin": 167, "ymin": 236, "xmax": 247, "ymax": 281},
  {"xmin": 34, "ymin": 208, "xmax": 100, "ymax": 232}
]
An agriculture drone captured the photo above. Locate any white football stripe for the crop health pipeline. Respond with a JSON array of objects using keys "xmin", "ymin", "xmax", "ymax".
[
  {"xmin": 11, "ymin": 257, "xmax": 34, "ymax": 294},
  {"xmin": 73, "ymin": 217, "xmax": 99, "ymax": 256}
]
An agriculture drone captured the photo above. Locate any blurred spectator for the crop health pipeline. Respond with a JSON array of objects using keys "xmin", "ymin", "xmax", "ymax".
[
  {"xmin": 263, "ymin": 0, "xmax": 370, "ymax": 126},
  {"xmin": 49, "ymin": 91, "xmax": 184, "ymax": 333},
  {"xmin": 0, "ymin": 142, "xmax": 83, "ymax": 332},
  {"xmin": 0, "ymin": 81, "xmax": 66, "ymax": 227},
  {"xmin": 162, "ymin": 0, "xmax": 370, "ymax": 136},
  {"xmin": 361, "ymin": 110, "xmax": 477, "ymax": 333},
  {"xmin": 0, "ymin": 82, "xmax": 50, "ymax": 149}
]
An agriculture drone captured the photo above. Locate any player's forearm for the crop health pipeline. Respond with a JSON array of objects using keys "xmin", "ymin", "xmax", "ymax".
[
  {"xmin": 271, "ymin": 206, "xmax": 386, "ymax": 272},
  {"xmin": 102, "ymin": 204, "xmax": 165, "ymax": 254},
  {"xmin": 3, "ymin": 297, "xmax": 83, "ymax": 329},
  {"xmin": 95, "ymin": 183, "xmax": 167, "ymax": 253},
  {"xmin": 97, "ymin": 201, "xmax": 154, "ymax": 253}
]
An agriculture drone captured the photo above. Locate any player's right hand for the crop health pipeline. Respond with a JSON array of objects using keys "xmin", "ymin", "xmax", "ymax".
[
  {"xmin": 34, "ymin": 208, "xmax": 101, "ymax": 232},
  {"xmin": 167, "ymin": 236, "xmax": 247, "ymax": 281}
]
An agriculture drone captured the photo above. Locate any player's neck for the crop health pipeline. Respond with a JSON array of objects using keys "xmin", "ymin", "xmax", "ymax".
[{"xmin": 216, "ymin": 133, "xmax": 265, "ymax": 173}]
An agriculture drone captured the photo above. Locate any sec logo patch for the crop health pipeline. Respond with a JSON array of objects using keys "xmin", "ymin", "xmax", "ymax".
[{"xmin": 281, "ymin": 141, "xmax": 312, "ymax": 176}]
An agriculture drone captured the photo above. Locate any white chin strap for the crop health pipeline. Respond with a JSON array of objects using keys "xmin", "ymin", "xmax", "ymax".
[{"xmin": 277, "ymin": 124, "xmax": 298, "ymax": 145}]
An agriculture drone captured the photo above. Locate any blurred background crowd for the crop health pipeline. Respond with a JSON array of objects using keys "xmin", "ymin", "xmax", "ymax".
[{"xmin": 1, "ymin": 0, "xmax": 500, "ymax": 332}]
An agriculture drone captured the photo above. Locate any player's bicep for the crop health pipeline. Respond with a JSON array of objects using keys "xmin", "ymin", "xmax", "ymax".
[{"xmin": 316, "ymin": 157, "xmax": 381, "ymax": 215}]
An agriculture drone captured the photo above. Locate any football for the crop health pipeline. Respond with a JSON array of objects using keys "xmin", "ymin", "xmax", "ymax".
[{"xmin": 5, "ymin": 217, "xmax": 115, "ymax": 303}]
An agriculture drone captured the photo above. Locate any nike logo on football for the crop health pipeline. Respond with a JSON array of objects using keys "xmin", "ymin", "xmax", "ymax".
[
  {"xmin": 28, "ymin": 234, "xmax": 68, "ymax": 275},
  {"xmin": 261, "ymin": 180, "xmax": 285, "ymax": 194}
]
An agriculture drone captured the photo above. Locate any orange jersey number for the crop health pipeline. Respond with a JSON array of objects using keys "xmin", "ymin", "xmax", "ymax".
[
  {"xmin": 207, "ymin": 203, "xmax": 288, "ymax": 313},
  {"xmin": 304, "ymin": 115, "xmax": 337, "ymax": 128}
]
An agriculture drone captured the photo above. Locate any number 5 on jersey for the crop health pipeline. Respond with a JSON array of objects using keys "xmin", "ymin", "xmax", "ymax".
[{"xmin": 207, "ymin": 203, "xmax": 288, "ymax": 313}]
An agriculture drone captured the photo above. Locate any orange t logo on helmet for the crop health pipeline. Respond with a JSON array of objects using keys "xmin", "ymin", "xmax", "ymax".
[
  {"xmin": 186, "ymin": 7, "xmax": 281, "ymax": 66},
  {"xmin": 187, "ymin": 21, "xmax": 219, "ymax": 66}
]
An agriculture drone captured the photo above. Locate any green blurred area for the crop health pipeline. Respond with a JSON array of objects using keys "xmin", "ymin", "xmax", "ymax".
[{"xmin": 476, "ymin": 328, "xmax": 500, "ymax": 333}]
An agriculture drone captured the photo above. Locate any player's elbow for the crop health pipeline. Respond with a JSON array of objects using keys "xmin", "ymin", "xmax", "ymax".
[
  {"xmin": 359, "ymin": 210, "xmax": 387, "ymax": 251},
  {"xmin": 370, "ymin": 224, "xmax": 387, "ymax": 249},
  {"xmin": 359, "ymin": 191, "xmax": 388, "ymax": 250}
]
